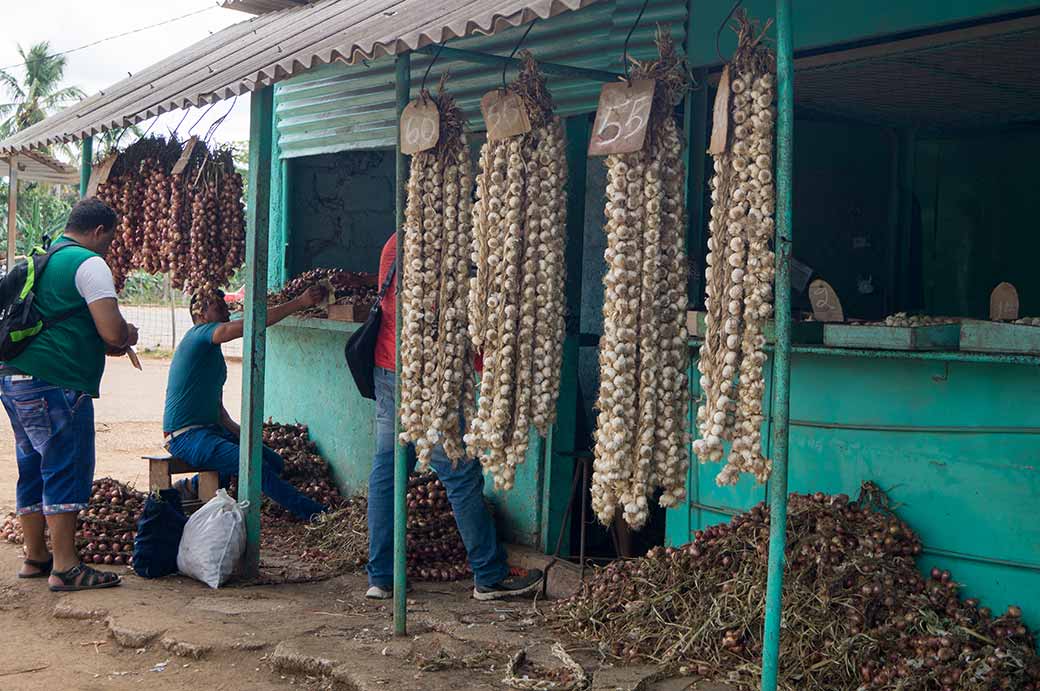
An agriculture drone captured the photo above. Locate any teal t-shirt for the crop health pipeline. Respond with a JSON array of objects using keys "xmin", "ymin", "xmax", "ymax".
[
  {"xmin": 163, "ymin": 322, "xmax": 227, "ymax": 433},
  {"xmin": 7, "ymin": 237, "xmax": 107, "ymax": 396}
]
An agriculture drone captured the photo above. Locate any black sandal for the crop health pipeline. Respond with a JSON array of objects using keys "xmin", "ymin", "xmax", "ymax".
[
  {"xmin": 18, "ymin": 556, "xmax": 53, "ymax": 579},
  {"xmin": 49, "ymin": 563, "xmax": 122, "ymax": 592}
]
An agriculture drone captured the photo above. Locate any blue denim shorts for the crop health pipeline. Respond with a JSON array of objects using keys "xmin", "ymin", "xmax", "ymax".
[{"xmin": 1, "ymin": 376, "xmax": 95, "ymax": 515}]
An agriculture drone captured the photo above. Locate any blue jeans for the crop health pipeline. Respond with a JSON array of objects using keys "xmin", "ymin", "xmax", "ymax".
[
  {"xmin": 368, "ymin": 367, "xmax": 509, "ymax": 588},
  {"xmin": 1, "ymin": 376, "xmax": 95, "ymax": 515},
  {"xmin": 167, "ymin": 426, "xmax": 325, "ymax": 521}
]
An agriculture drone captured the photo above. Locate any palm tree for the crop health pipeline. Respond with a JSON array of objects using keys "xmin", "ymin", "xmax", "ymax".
[{"xmin": 0, "ymin": 42, "xmax": 85, "ymax": 156}]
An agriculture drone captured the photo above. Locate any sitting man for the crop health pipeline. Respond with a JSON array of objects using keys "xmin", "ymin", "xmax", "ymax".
[{"xmin": 163, "ymin": 286, "xmax": 327, "ymax": 521}]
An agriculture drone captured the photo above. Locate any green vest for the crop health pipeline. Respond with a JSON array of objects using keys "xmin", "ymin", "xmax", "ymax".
[{"xmin": 7, "ymin": 237, "xmax": 108, "ymax": 396}]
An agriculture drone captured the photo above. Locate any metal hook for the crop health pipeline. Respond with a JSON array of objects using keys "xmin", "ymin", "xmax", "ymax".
[
  {"xmin": 502, "ymin": 19, "xmax": 536, "ymax": 91},
  {"xmin": 622, "ymin": 0, "xmax": 651, "ymax": 81},
  {"xmin": 420, "ymin": 41, "xmax": 448, "ymax": 96},
  {"xmin": 715, "ymin": 0, "xmax": 744, "ymax": 64},
  {"xmin": 203, "ymin": 95, "xmax": 238, "ymax": 147},
  {"xmin": 140, "ymin": 116, "xmax": 158, "ymax": 140}
]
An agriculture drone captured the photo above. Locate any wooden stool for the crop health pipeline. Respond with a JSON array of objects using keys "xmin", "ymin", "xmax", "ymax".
[{"xmin": 144, "ymin": 454, "xmax": 220, "ymax": 506}]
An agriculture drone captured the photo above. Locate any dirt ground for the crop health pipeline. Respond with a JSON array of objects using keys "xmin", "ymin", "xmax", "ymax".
[
  {"xmin": 0, "ymin": 356, "xmax": 732, "ymax": 690},
  {"xmin": 0, "ymin": 356, "xmax": 241, "ymax": 514}
]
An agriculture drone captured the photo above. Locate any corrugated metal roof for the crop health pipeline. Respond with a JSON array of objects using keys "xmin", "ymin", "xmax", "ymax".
[
  {"xmin": 222, "ymin": 0, "xmax": 311, "ymax": 15},
  {"xmin": 1, "ymin": 152, "xmax": 80, "ymax": 185},
  {"xmin": 0, "ymin": 0, "xmax": 603, "ymax": 154},
  {"xmin": 276, "ymin": 0, "xmax": 687, "ymax": 158}
]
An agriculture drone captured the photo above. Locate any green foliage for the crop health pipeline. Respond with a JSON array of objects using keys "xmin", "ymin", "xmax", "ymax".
[
  {"xmin": 0, "ymin": 42, "xmax": 86, "ymax": 160},
  {"xmin": 0, "ymin": 181, "xmax": 77, "ymax": 257}
]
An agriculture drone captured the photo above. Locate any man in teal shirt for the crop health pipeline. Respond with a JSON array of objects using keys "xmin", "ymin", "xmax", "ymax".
[
  {"xmin": 163, "ymin": 285, "xmax": 326, "ymax": 520},
  {"xmin": 2, "ymin": 198, "xmax": 138, "ymax": 591}
]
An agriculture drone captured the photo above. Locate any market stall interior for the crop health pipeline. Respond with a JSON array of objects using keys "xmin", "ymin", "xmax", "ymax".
[{"xmin": 2, "ymin": 1, "xmax": 1040, "ymax": 689}]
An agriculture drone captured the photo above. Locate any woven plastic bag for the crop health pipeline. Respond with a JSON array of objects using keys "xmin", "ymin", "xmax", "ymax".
[{"xmin": 176, "ymin": 489, "xmax": 247, "ymax": 588}]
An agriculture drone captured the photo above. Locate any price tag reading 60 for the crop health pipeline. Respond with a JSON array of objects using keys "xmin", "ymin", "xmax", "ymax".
[
  {"xmin": 589, "ymin": 79, "xmax": 656, "ymax": 156},
  {"xmin": 400, "ymin": 99, "xmax": 440, "ymax": 155}
]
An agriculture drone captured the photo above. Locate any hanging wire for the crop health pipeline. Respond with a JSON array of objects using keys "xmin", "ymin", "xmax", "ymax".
[
  {"xmin": 188, "ymin": 101, "xmax": 218, "ymax": 136},
  {"xmin": 203, "ymin": 95, "xmax": 238, "ymax": 147},
  {"xmin": 170, "ymin": 108, "xmax": 192, "ymax": 139},
  {"xmin": 622, "ymin": 0, "xmax": 651, "ymax": 81},
  {"xmin": 420, "ymin": 41, "xmax": 448, "ymax": 96},
  {"xmin": 715, "ymin": 0, "xmax": 744, "ymax": 63},
  {"xmin": 140, "ymin": 116, "xmax": 159, "ymax": 140},
  {"xmin": 501, "ymin": 19, "xmax": 537, "ymax": 91}
]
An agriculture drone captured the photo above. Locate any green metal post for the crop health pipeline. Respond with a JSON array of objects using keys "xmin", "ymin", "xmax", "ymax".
[
  {"xmin": 761, "ymin": 1, "xmax": 794, "ymax": 689},
  {"xmin": 79, "ymin": 137, "xmax": 93, "ymax": 198},
  {"xmin": 239, "ymin": 86, "xmax": 274, "ymax": 578},
  {"xmin": 280, "ymin": 159, "xmax": 293, "ymax": 286},
  {"xmin": 541, "ymin": 115, "xmax": 590, "ymax": 553},
  {"xmin": 393, "ymin": 52, "xmax": 411, "ymax": 637},
  {"xmin": 684, "ymin": 70, "xmax": 708, "ymax": 304}
]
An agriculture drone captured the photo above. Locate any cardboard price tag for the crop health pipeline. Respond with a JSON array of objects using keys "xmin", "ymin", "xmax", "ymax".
[
  {"xmin": 708, "ymin": 66, "xmax": 731, "ymax": 156},
  {"xmin": 588, "ymin": 79, "xmax": 655, "ymax": 156},
  {"xmin": 809, "ymin": 279, "xmax": 844, "ymax": 323},
  {"xmin": 480, "ymin": 90, "xmax": 531, "ymax": 142},
  {"xmin": 990, "ymin": 282, "xmax": 1019, "ymax": 321},
  {"xmin": 400, "ymin": 100, "xmax": 440, "ymax": 155},
  {"xmin": 172, "ymin": 135, "xmax": 199, "ymax": 175},
  {"xmin": 86, "ymin": 153, "xmax": 119, "ymax": 197}
]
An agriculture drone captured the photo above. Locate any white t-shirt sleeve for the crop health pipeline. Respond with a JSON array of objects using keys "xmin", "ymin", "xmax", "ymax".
[{"xmin": 74, "ymin": 256, "xmax": 118, "ymax": 304}]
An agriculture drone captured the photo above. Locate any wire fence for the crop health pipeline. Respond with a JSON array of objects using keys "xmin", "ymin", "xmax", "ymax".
[{"xmin": 122, "ymin": 304, "xmax": 242, "ymax": 358}]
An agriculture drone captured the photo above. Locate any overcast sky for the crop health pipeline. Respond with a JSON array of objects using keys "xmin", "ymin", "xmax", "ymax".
[{"xmin": 0, "ymin": 1, "xmax": 253, "ymax": 146}]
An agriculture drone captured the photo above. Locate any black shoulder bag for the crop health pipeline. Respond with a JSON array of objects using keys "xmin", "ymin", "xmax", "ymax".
[{"xmin": 344, "ymin": 262, "xmax": 397, "ymax": 400}]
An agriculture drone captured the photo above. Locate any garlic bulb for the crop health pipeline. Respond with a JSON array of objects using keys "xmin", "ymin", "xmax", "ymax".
[
  {"xmin": 592, "ymin": 31, "xmax": 691, "ymax": 529},
  {"xmin": 694, "ymin": 15, "xmax": 777, "ymax": 486}
]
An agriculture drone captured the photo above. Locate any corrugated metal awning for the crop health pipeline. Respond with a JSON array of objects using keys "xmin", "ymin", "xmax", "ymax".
[
  {"xmin": 222, "ymin": 0, "xmax": 311, "ymax": 15},
  {"xmin": 1, "ymin": 152, "xmax": 80, "ymax": 185},
  {"xmin": 0, "ymin": 0, "xmax": 601, "ymax": 154}
]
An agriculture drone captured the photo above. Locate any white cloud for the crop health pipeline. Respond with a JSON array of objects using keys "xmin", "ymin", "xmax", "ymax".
[{"xmin": 0, "ymin": 1, "xmax": 253, "ymax": 145}]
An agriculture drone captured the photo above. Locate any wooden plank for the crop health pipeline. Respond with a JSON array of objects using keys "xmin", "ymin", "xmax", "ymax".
[
  {"xmin": 6, "ymin": 156, "xmax": 16, "ymax": 272},
  {"xmin": 824, "ymin": 323, "xmax": 960, "ymax": 351},
  {"xmin": 197, "ymin": 472, "xmax": 220, "ymax": 502},
  {"xmin": 327, "ymin": 301, "xmax": 373, "ymax": 322},
  {"xmin": 239, "ymin": 86, "xmax": 274, "ymax": 578},
  {"xmin": 148, "ymin": 460, "xmax": 172, "ymax": 491},
  {"xmin": 960, "ymin": 320, "xmax": 1040, "ymax": 355}
]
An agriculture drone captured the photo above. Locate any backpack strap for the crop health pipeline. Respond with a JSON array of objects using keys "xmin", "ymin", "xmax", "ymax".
[
  {"xmin": 377, "ymin": 261, "xmax": 397, "ymax": 300},
  {"xmin": 33, "ymin": 239, "xmax": 93, "ymax": 327}
]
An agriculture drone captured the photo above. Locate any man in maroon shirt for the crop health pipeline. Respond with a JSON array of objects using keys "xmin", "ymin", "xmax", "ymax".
[{"xmin": 365, "ymin": 234, "xmax": 542, "ymax": 600}]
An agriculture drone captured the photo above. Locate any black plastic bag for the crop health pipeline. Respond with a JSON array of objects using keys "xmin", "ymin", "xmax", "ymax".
[{"xmin": 132, "ymin": 488, "xmax": 188, "ymax": 579}]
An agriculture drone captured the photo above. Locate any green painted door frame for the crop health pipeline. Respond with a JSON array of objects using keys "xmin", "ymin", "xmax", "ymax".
[
  {"xmin": 80, "ymin": 137, "xmax": 93, "ymax": 199},
  {"xmin": 240, "ymin": 86, "xmax": 275, "ymax": 577}
]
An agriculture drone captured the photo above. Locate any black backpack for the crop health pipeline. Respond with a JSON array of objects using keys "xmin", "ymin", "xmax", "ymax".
[{"xmin": 0, "ymin": 239, "xmax": 85, "ymax": 361}]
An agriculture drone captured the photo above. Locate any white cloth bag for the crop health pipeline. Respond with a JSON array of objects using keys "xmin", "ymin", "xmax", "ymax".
[{"xmin": 176, "ymin": 489, "xmax": 247, "ymax": 589}]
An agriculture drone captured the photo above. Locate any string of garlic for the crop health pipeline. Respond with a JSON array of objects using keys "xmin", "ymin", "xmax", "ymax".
[
  {"xmin": 592, "ymin": 30, "xmax": 692, "ymax": 529},
  {"xmin": 693, "ymin": 15, "xmax": 777, "ymax": 486}
]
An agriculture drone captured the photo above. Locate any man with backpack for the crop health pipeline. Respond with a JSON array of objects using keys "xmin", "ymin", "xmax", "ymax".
[{"xmin": 1, "ymin": 197, "xmax": 138, "ymax": 591}]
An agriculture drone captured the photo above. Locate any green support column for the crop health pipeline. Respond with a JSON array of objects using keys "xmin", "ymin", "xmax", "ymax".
[
  {"xmin": 80, "ymin": 137, "xmax": 93, "ymax": 198},
  {"xmin": 240, "ymin": 86, "xmax": 275, "ymax": 578},
  {"xmin": 393, "ymin": 52, "xmax": 411, "ymax": 637},
  {"xmin": 541, "ymin": 115, "xmax": 591, "ymax": 553},
  {"xmin": 761, "ymin": 1, "xmax": 794, "ymax": 690},
  {"xmin": 281, "ymin": 159, "xmax": 293, "ymax": 286}
]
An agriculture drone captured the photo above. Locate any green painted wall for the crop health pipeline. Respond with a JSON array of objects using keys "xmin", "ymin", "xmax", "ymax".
[
  {"xmin": 668, "ymin": 349, "xmax": 1040, "ymax": 634},
  {"xmin": 688, "ymin": 0, "xmax": 1040, "ymax": 67}
]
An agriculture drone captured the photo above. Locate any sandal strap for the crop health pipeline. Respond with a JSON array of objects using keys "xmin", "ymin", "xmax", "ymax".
[
  {"xmin": 53, "ymin": 563, "xmax": 118, "ymax": 588},
  {"xmin": 23, "ymin": 557, "xmax": 53, "ymax": 569}
]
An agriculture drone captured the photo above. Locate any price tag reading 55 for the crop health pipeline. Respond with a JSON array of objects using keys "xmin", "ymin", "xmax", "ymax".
[
  {"xmin": 400, "ymin": 99, "xmax": 440, "ymax": 155},
  {"xmin": 588, "ymin": 79, "xmax": 656, "ymax": 156}
]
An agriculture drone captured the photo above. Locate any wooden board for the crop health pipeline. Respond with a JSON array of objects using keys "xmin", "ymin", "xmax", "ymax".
[
  {"xmin": 481, "ymin": 90, "xmax": 530, "ymax": 142},
  {"xmin": 686, "ymin": 310, "xmax": 823, "ymax": 344},
  {"xmin": 708, "ymin": 66, "xmax": 730, "ymax": 155},
  {"xmin": 824, "ymin": 323, "xmax": 961, "ymax": 351},
  {"xmin": 327, "ymin": 301, "xmax": 374, "ymax": 322},
  {"xmin": 588, "ymin": 79, "xmax": 655, "ymax": 156},
  {"xmin": 959, "ymin": 319, "xmax": 1040, "ymax": 355},
  {"xmin": 989, "ymin": 282, "xmax": 1019, "ymax": 321},
  {"xmin": 808, "ymin": 279, "xmax": 844, "ymax": 322},
  {"xmin": 400, "ymin": 99, "xmax": 439, "ymax": 154}
]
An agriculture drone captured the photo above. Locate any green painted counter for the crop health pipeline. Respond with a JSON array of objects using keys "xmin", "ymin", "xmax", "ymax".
[
  {"xmin": 264, "ymin": 317, "xmax": 547, "ymax": 547},
  {"xmin": 667, "ymin": 345, "xmax": 1040, "ymax": 634}
]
